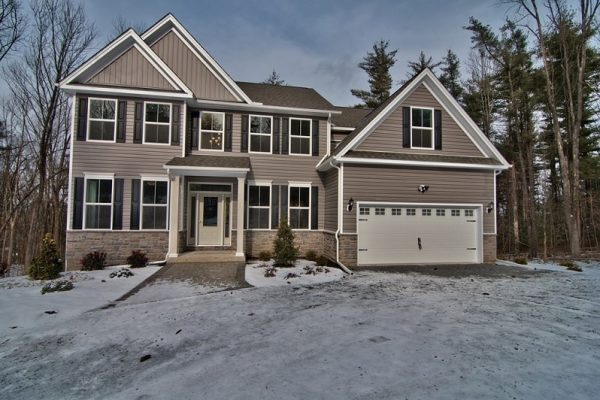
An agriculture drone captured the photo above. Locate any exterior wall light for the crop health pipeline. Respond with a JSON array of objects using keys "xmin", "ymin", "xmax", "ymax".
[
  {"xmin": 487, "ymin": 202, "xmax": 495, "ymax": 213},
  {"xmin": 347, "ymin": 197, "xmax": 354, "ymax": 212},
  {"xmin": 418, "ymin": 185, "xmax": 429, "ymax": 193}
]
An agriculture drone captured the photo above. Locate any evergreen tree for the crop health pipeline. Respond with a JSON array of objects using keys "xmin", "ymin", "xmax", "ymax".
[
  {"xmin": 28, "ymin": 233, "xmax": 62, "ymax": 280},
  {"xmin": 406, "ymin": 51, "xmax": 441, "ymax": 78},
  {"xmin": 351, "ymin": 40, "xmax": 398, "ymax": 108},
  {"xmin": 272, "ymin": 218, "xmax": 298, "ymax": 267},
  {"xmin": 439, "ymin": 49, "xmax": 464, "ymax": 99},
  {"xmin": 263, "ymin": 69, "xmax": 285, "ymax": 85}
]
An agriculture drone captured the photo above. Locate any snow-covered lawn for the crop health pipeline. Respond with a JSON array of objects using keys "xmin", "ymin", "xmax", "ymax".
[
  {"xmin": 1, "ymin": 261, "xmax": 600, "ymax": 400},
  {"xmin": 0, "ymin": 265, "xmax": 160, "ymax": 336},
  {"xmin": 245, "ymin": 259, "xmax": 346, "ymax": 287}
]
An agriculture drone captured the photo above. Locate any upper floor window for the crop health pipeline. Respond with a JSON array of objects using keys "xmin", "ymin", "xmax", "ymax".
[
  {"xmin": 248, "ymin": 184, "xmax": 270, "ymax": 229},
  {"xmin": 250, "ymin": 115, "xmax": 272, "ymax": 153},
  {"xmin": 289, "ymin": 185, "xmax": 311, "ymax": 229},
  {"xmin": 200, "ymin": 112, "xmax": 224, "ymax": 151},
  {"xmin": 144, "ymin": 102, "xmax": 171, "ymax": 144},
  {"xmin": 142, "ymin": 179, "xmax": 169, "ymax": 230},
  {"xmin": 84, "ymin": 177, "xmax": 113, "ymax": 230},
  {"xmin": 88, "ymin": 99, "xmax": 116, "ymax": 141},
  {"xmin": 289, "ymin": 118, "xmax": 311, "ymax": 155},
  {"xmin": 411, "ymin": 107, "xmax": 434, "ymax": 149}
]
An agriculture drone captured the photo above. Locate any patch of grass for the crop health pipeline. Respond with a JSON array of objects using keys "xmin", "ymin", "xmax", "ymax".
[
  {"xmin": 560, "ymin": 260, "xmax": 582, "ymax": 272},
  {"xmin": 514, "ymin": 256, "xmax": 528, "ymax": 265}
]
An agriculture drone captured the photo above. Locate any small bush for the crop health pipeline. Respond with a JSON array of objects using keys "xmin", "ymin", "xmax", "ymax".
[
  {"xmin": 272, "ymin": 218, "xmax": 298, "ymax": 267},
  {"xmin": 109, "ymin": 268, "xmax": 134, "ymax": 278},
  {"xmin": 80, "ymin": 251, "xmax": 106, "ymax": 271},
  {"xmin": 514, "ymin": 256, "xmax": 528, "ymax": 265},
  {"xmin": 0, "ymin": 261, "xmax": 8, "ymax": 277},
  {"xmin": 315, "ymin": 255, "xmax": 330, "ymax": 267},
  {"xmin": 315, "ymin": 265, "xmax": 330, "ymax": 274},
  {"xmin": 29, "ymin": 234, "xmax": 62, "ymax": 280},
  {"xmin": 258, "ymin": 250, "xmax": 272, "ymax": 261},
  {"xmin": 284, "ymin": 272, "xmax": 300, "ymax": 280},
  {"xmin": 264, "ymin": 265, "xmax": 277, "ymax": 278},
  {"xmin": 560, "ymin": 260, "xmax": 582, "ymax": 272},
  {"xmin": 41, "ymin": 279, "xmax": 73, "ymax": 294},
  {"xmin": 305, "ymin": 250, "xmax": 318, "ymax": 262},
  {"xmin": 127, "ymin": 250, "xmax": 148, "ymax": 268}
]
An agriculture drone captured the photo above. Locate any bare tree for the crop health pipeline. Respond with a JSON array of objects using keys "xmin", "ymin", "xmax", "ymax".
[
  {"xmin": 0, "ymin": 0, "xmax": 23, "ymax": 63},
  {"xmin": 110, "ymin": 15, "xmax": 148, "ymax": 39}
]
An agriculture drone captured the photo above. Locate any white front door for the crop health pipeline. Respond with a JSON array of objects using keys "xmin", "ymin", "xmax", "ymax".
[{"xmin": 197, "ymin": 195, "xmax": 222, "ymax": 246}]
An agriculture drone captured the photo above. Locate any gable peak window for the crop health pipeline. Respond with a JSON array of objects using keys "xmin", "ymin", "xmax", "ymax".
[
  {"xmin": 200, "ymin": 111, "xmax": 224, "ymax": 151},
  {"xmin": 411, "ymin": 107, "xmax": 434, "ymax": 149},
  {"xmin": 289, "ymin": 118, "xmax": 311, "ymax": 155},
  {"xmin": 144, "ymin": 102, "xmax": 171, "ymax": 144},
  {"xmin": 88, "ymin": 99, "xmax": 116, "ymax": 141},
  {"xmin": 249, "ymin": 115, "xmax": 272, "ymax": 153}
]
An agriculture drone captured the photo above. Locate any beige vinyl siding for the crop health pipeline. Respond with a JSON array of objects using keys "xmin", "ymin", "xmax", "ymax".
[
  {"xmin": 342, "ymin": 165, "xmax": 494, "ymax": 233},
  {"xmin": 87, "ymin": 47, "xmax": 176, "ymax": 91},
  {"xmin": 357, "ymin": 84, "xmax": 483, "ymax": 157},
  {"xmin": 323, "ymin": 169, "xmax": 338, "ymax": 232},
  {"xmin": 151, "ymin": 31, "xmax": 238, "ymax": 102}
]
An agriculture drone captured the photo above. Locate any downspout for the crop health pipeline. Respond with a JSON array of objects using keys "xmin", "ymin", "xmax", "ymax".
[{"xmin": 330, "ymin": 160, "xmax": 352, "ymax": 274}]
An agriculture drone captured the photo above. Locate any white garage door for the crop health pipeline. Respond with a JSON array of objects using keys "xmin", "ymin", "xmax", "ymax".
[{"xmin": 357, "ymin": 204, "xmax": 481, "ymax": 265}]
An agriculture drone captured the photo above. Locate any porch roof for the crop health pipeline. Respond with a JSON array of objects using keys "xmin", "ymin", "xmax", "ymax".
[{"xmin": 164, "ymin": 155, "xmax": 250, "ymax": 177}]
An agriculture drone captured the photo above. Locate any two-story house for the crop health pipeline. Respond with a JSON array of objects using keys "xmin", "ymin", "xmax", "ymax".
[{"xmin": 59, "ymin": 14, "xmax": 510, "ymax": 270}]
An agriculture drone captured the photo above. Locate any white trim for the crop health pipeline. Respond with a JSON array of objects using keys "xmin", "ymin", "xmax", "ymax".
[
  {"xmin": 192, "ymin": 99, "xmax": 338, "ymax": 117},
  {"xmin": 61, "ymin": 84, "xmax": 192, "ymax": 100},
  {"xmin": 248, "ymin": 114, "xmax": 273, "ymax": 154},
  {"xmin": 141, "ymin": 15, "xmax": 252, "ymax": 103},
  {"xmin": 199, "ymin": 111, "xmax": 225, "ymax": 152},
  {"xmin": 331, "ymin": 126, "xmax": 355, "ymax": 132},
  {"xmin": 409, "ymin": 106, "xmax": 434, "ymax": 150},
  {"xmin": 182, "ymin": 103, "xmax": 187, "ymax": 157},
  {"xmin": 247, "ymin": 182, "xmax": 272, "ymax": 231},
  {"xmin": 493, "ymin": 170, "xmax": 498, "ymax": 235},
  {"xmin": 288, "ymin": 117, "xmax": 312, "ymax": 156},
  {"xmin": 86, "ymin": 98, "xmax": 117, "ymax": 143},
  {"xmin": 340, "ymin": 163, "xmax": 345, "ymax": 234},
  {"xmin": 142, "ymin": 101, "xmax": 172, "ymax": 145},
  {"xmin": 140, "ymin": 177, "xmax": 170, "ymax": 232},
  {"xmin": 288, "ymin": 183, "xmax": 312, "ymax": 231},
  {"xmin": 82, "ymin": 175, "xmax": 115, "ymax": 231},
  {"xmin": 248, "ymin": 179, "xmax": 273, "ymax": 186},
  {"xmin": 67, "ymin": 94, "xmax": 76, "ymax": 233},
  {"xmin": 338, "ymin": 157, "xmax": 506, "ymax": 171},
  {"xmin": 186, "ymin": 181, "xmax": 233, "ymax": 246}
]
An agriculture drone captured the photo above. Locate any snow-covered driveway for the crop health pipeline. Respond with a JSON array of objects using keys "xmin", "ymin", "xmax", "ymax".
[{"xmin": 1, "ymin": 264, "xmax": 599, "ymax": 400}]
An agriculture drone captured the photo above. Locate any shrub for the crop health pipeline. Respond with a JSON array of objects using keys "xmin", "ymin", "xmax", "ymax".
[
  {"xmin": 41, "ymin": 279, "xmax": 73, "ymax": 294},
  {"xmin": 560, "ymin": 260, "xmax": 582, "ymax": 272},
  {"xmin": 305, "ymin": 250, "xmax": 318, "ymax": 262},
  {"xmin": 109, "ymin": 268, "xmax": 134, "ymax": 278},
  {"xmin": 315, "ymin": 255, "xmax": 330, "ymax": 267},
  {"xmin": 0, "ymin": 261, "xmax": 8, "ymax": 277},
  {"xmin": 264, "ymin": 265, "xmax": 277, "ymax": 278},
  {"xmin": 29, "ymin": 234, "xmax": 62, "ymax": 280},
  {"xmin": 258, "ymin": 250, "xmax": 272, "ymax": 261},
  {"xmin": 127, "ymin": 250, "xmax": 148, "ymax": 268},
  {"xmin": 514, "ymin": 256, "xmax": 528, "ymax": 265},
  {"xmin": 80, "ymin": 251, "xmax": 107, "ymax": 271},
  {"xmin": 272, "ymin": 218, "xmax": 298, "ymax": 267},
  {"xmin": 283, "ymin": 272, "xmax": 300, "ymax": 280}
]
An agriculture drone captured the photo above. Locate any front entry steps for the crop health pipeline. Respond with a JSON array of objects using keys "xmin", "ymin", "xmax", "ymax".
[{"xmin": 167, "ymin": 250, "xmax": 245, "ymax": 267}]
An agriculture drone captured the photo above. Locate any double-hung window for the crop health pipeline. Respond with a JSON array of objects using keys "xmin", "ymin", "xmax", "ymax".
[
  {"xmin": 289, "ymin": 118, "xmax": 311, "ymax": 155},
  {"xmin": 248, "ymin": 184, "xmax": 270, "ymax": 229},
  {"xmin": 289, "ymin": 185, "xmax": 310, "ymax": 229},
  {"xmin": 249, "ymin": 115, "xmax": 272, "ymax": 153},
  {"xmin": 141, "ymin": 179, "xmax": 169, "ymax": 230},
  {"xmin": 144, "ymin": 102, "xmax": 171, "ymax": 144},
  {"xmin": 200, "ymin": 112, "xmax": 224, "ymax": 150},
  {"xmin": 411, "ymin": 107, "xmax": 434, "ymax": 149},
  {"xmin": 84, "ymin": 177, "xmax": 113, "ymax": 229},
  {"xmin": 88, "ymin": 99, "xmax": 116, "ymax": 141}
]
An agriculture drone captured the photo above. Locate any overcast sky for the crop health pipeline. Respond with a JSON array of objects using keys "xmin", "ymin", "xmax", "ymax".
[{"xmin": 4, "ymin": 0, "xmax": 525, "ymax": 106}]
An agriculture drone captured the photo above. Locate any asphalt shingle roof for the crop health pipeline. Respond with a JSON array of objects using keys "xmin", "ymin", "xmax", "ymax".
[
  {"xmin": 236, "ymin": 82, "xmax": 336, "ymax": 111},
  {"xmin": 346, "ymin": 151, "xmax": 502, "ymax": 165},
  {"xmin": 166, "ymin": 155, "xmax": 250, "ymax": 169},
  {"xmin": 331, "ymin": 107, "xmax": 373, "ymax": 128}
]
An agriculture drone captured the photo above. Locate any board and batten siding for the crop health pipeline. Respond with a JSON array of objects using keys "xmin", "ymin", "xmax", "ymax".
[
  {"xmin": 71, "ymin": 95, "xmax": 183, "ymax": 230},
  {"xmin": 342, "ymin": 165, "xmax": 495, "ymax": 233},
  {"xmin": 150, "ymin": 31, "xmax": 238, "ymax": 102},
  {"xmin": 323, "ymin": 169, "xmax": 338, "ymax": 232},
  {"xmin": 86, "ymin": 47, "xmax": 176, "ymax": 91},
  {"xmin": 357, "ymin": 84, "xmax": 483, "ymax": 157}
]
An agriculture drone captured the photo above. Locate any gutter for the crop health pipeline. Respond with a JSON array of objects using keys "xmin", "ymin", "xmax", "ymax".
[{"xmin": 330, "ymin": 160, "xmax": 353, "ymax": 275}]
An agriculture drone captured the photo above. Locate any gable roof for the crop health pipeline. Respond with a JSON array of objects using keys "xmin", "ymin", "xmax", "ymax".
[
  {"xmin": 331, "ymin": 106, "xmax": 373, "ymax": 128},
  {"xmin": 330, "ymin": 69, "xmax": 510, "ymax": 169},
  {"xmin": 141, "ymin": 14, "xmax": 252, "ymax": 103},
  {"xmin": 59, "ymin": 29, "xmax": 193, "ymax": 98},
  {"xmin": 236, "ymin": 82, "xmax": 336, "ymax": 111}
]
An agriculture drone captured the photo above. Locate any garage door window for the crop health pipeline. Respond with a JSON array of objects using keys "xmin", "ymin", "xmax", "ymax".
[
  {"xmin": 360, "ymin": 207, "xmax": 370, "ymax": 215},
  {"xmin": 422, "ymin": 209, "xmax": 432, "ymax": 216},
  {"xmin": 391, "ymin": 208, "xmax": 401, "ymax": 216},
  {"xmin": 406, "ymin": 208, "xmax": 416, "ymax": 216},
  {"xmin": 465, "ymin": 209, "xmax": 474, "ymax": 217},
  {"xmin": 451, "ymin": 209, "xmax": 460, "ymax": 216},
  {"xmin": 375, "ymin": 208, "xmax": 385, "ymax": 215},
  {"xmin": 436, "ymin": 209, "xmax": 446, "ymax": 216}
]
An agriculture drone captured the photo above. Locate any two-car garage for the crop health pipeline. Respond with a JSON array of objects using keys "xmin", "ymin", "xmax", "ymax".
[{"xmin": 356, "ymin": 203, "xmax": 482, "ymax": 265}]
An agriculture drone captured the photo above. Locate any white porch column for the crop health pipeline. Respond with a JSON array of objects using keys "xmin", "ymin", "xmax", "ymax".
[
  {"xmin": 168, "ymin": 175, "xmax": 181, "ymax": 258},
  {"xmin": 236, "ymin": 176, "xmax": 245, "ymax": 257}
]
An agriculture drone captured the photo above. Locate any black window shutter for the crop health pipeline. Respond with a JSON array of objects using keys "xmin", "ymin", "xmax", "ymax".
[
  {"xmin": 130, "ymin": 179, "xmax": 141, "ymax": 230},
  {"xmin": 191, "ymin": 111, "xmax": 199, "ymax": 150},
  {"xmin": 241, "ymin": 114, "xmax": 249, "ymax": 152},
  {"xmin": 134, "ymin": 102, "xmax": 143, "ymax": 144},
  {"xmin": 272, "ymin": 117, "xmax": 280, "ymax": 154},
  {"xmin": 312, "ymin": 119, "xmax": 319, "ymax": 156},
  {"xmin": 116, "ymin": 100, "xmax": 127, "ymax": 143},
  {"xmin": 271, "ymin": 185, "xmax": 280, "ymax": 229},
  {"xmin": 77, "ymin": 98, "xmax": 88, "ymax": 141},
  {"xmin": 225, "ymin": 113, "xmax": 233, "ymax": 151},
  {"xmin": 72, "ymin": 177, "xmax": 84, "ymax": 229},
  {"xmin": 434, "ymin": 109, "xmax": 442, "ymax": 150},
  {"xmin": 113, "ymin": 178, "xmax": 124, "ymax": 230},
  {"xmin": 280, "ymin": 185, "xmax": 288, "ymax": 223},
  {"xmin": 311, "ymin": 186, "xmax": 319, "ymax": 230},
  {"xmin": 281, "ymin": 117, "xmax": 289, "ymax": 155},
  {"xmin": 171, "ymin": 104, "xmax": 180, "ymax": 146},
  {"xmin": 402, "ymin": 107, "xmax": 411, "ymax": 148}
]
